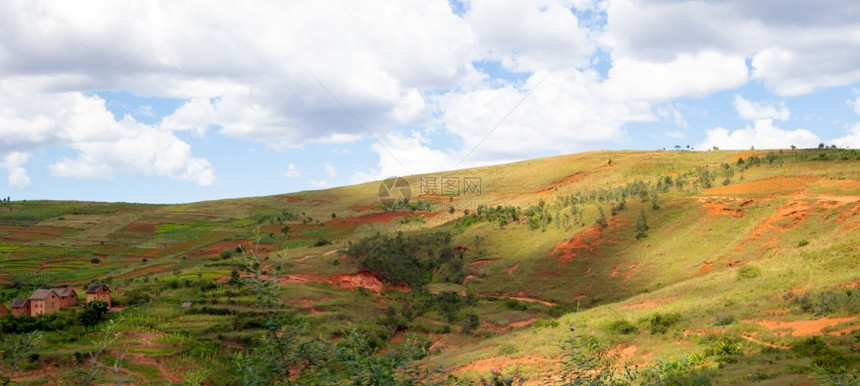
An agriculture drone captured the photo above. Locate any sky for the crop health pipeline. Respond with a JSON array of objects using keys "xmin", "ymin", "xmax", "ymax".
[{"xmin": 2, "ymin": 0, "xmax": 860, "ymax": 203}]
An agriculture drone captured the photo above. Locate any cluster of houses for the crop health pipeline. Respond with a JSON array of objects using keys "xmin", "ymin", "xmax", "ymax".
[{"xmin": 0, "ymin": 284, "xmax": 111, "ymax": 317}]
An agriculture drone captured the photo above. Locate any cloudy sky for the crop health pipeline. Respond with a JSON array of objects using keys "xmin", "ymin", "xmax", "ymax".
[{"xmin": 2, "ymin": 0, "xmax": 860, "ymax": 203}]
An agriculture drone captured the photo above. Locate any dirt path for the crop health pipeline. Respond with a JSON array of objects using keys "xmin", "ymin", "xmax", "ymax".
[{"xmin": 746, "ymin": 316, "xmax": 857, "ymax": 336}]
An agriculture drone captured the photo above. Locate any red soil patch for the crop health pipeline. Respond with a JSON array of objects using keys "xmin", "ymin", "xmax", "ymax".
[
  {"xmin": 280, "ymin": 270, "xmax": 407, "ymax": 294},
  {"xmin": 622, "ymin": 296, "xmax": 680, "ymax": 310},
  {"xmin": 704, "ymin": 177, "xmax": 811, "ymax": 196},
  {"xmin": 827, "ymin": 324, "xmax": 860, "ymax": 336},
  {"xmin": 609, "ymin": 266, "xmax": 620, "ymax": 277},
  {"xmin": 348, "ymin": 204, "xmax": 377, "ymax": 212},
  {"xmin": 551, "ymin": 224, "xmax": 605, "ymax": 264},
  {"xmin": 537, "ymin": 172, "xmax": 587, "ymax": 194},
  {"xmin": 119, "ymin": 221, "xmax": 157, "ymax": 234},
  {"xmin": 322, "ymin": 249, "xmax": 339, "ymax": 256},
  {"xmin": 462, "ymin": 275, "xmax": 475, "ymax": 286},
  {"xmin": 507, "ymin": 262, "xmax": 520, "ymax": 274},
  {"xmin": 746, "ymin": 316, "xmax": 857, "ymax": 336},
  {"xmin": 697, "ymin": 261, "xmax": 714, "ymax": 275},
  {"xmin": 701, "ymin": 200, "xmax": 744, "ymax": 218},
  {"xmin": 624, "ymin": 262, "xmax": 642, "ymax": 280},
  {"xmin": 330, "ymin": 270, "xmax": 386, "ymax": 294},
  {"xmin": 3, "ymin": 225, "xmax": 75, "ymax": 242},
  {"xmin": 749, "ymin": 200, "xmax": 810, "ymax": 236}
]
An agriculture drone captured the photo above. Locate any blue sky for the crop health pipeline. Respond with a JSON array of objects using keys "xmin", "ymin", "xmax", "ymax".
[{"xmin": 1, "ymin": 0, "xmax": 860, "ymax": 203}]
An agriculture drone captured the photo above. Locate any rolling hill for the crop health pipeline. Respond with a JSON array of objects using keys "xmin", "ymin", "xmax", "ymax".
[{"xmin": 1, "ymin": 148, "xmax": 858, "ymax": 384}]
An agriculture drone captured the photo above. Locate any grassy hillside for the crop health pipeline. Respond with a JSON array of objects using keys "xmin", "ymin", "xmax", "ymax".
[{"xmin": 1, "ymin": 148, "xmax": 858, "ymax": 384}]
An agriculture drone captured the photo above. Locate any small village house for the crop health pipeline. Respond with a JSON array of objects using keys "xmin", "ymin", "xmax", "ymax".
[
  {"xmin": 85, "ymin": 284, "xmax": 111, "ymax": 307},
  {"xmin": 10, "ymin": 299, "xmax": 29, "ymax": 316},
  {"xmin": 51, "ymin": 287, "xmax": 78, "ymax": 308},
  {"xmin": 29, "ymin": 289, "xmax": 61, "ymax": 315},
  {"xmin": 0, "ymin": 303, "xmax": 8, "ymax": 316}
]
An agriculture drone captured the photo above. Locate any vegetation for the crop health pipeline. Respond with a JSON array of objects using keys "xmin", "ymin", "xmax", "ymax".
[{"xmin": 0, "ymin": 148, "xmax": 858, "ymax": 384}]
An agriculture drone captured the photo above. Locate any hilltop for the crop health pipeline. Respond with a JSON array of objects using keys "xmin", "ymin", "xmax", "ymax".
[{"xmin": 1, "ymin": 148, "xmax": 858, "ymax": 384}]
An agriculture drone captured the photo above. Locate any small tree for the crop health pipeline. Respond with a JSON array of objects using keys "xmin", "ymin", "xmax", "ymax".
[
  {"xmin": 78, "ymin": 301, "xmax": 110, "ymax": 329},
  {"xmin": 635, "ymin": 210, "xmax": 649, "ymax": 239}
]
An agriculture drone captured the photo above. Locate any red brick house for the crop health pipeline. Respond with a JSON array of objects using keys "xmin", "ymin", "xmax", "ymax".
[
  {"xmin": 85, "ymin": 284, "xmax": 111, "ymax": 307},
  {"xmin": 51, "ymin": 288, "xmax": 78, "ymax": 308},
  {"xmin": 29, "ymin": 289, "xmax": 61, "ymax": 315},
  {"xmin": 0, "ymin": 303, "xmax": 8, "ymax": 316},
  {"xmin": 11, "ymin": 299, "xmax": 29, "ymax": 316}
]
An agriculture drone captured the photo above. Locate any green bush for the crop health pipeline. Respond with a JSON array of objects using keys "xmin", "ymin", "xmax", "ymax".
[
  {"xmin": 714, "ymin": 314, "xmax": 736, "ymax": 326},
  {"xmin": 736, "ymin": 265, "xmax": 762, "ymax": 280},
  {"xmin": 608, "ymin": 319, "xmax": 638, "ymax": 335},
  {"xmin": 647, "ymin": 312, "xmax": 682, "ymax": 335}
]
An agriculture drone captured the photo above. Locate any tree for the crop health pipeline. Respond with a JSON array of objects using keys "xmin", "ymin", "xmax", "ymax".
[
  {"xmin": 635, "ymin": 210, "xmax": 649, "ymax": 239},
  {"xmin": 78, "ymin": 301, "xmax": 109, "ymax": 329}
]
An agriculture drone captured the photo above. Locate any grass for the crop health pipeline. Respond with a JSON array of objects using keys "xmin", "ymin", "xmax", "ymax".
[{"xmin": 0, "ymin": 149, "xmax": 858, "ymax": 384}]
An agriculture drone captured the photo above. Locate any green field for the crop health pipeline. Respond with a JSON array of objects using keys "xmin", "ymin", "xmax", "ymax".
[{"xmin": 1, "ymin": 148, "xmax": 858, "ymax": 384}]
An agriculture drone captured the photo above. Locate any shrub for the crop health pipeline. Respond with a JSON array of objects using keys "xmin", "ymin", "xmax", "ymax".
[
  {"xmin": 313, "ymin": 238, "xmax": 329, "ymax": 247},
  {"xmin": 714, "ymin": 314, "xmax": 736, "ymax": 326},
  {"xmin": 461, "ymin": 313, "xmax": 479, "ymax": 334},
  {"xmin": 90, "ymin": 258, "xmax": 101, "ymax": 264},
  {"xmin": 220, "ymin": 249, "xmax": 234, "ymax": 260},
  {"xmin": 608, "ymin": 319, "xmax": 638, "ymax": 335},
  {"xmin": 647, "ymin": 312, "xmax": 682, "ymax": 334},
  {"xmin": 798, "ymin": 239, "xmax": 810, "ymax": 247},
  {"xmin": 736, "ymin": 265, "xmax": 761, "ymax": 280}
]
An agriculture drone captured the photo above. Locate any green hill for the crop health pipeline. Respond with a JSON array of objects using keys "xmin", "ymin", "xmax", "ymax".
[{"xmin": 1, "ymin": 148, "xmax": 858, "ymax": 384}]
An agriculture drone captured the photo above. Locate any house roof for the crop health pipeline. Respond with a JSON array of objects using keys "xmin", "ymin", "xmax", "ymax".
[
  {"xmin": 29, "ymin": 289, "xmax": 59, "ymax": 300},
  {"xmin": 11, "ymin": 299, "xmax": 29, "ymax": 308},
  {"xmin": 86, "ymin": 283, "xmax": 109, "ymax": 293},
  {"xmin": 51, "ymin": 288, "xmax": 76, "ymax": 297}
]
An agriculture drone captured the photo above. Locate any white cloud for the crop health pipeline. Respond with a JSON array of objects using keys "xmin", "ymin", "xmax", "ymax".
[
  {"xmin": 831, "ymin": 123, "xmax": 860, "ymax": 149},
  {"xmin": 601, "ymin": 51, "xmax": 748, "ymax": 101},
  {"xmin": 0, "ymin": 151, "xmax": 31, "ymax": 188},
  {"xmin": 603, "ymin": 0, "xmax": 860, "ymax": 96},
  {"xmin": 283, "ymin": 163, "xmax": 301, "ymax": 178},
  {"xmin": 465, "ymin": 0, "xmax": 593, "ymax": 72},
  {"xmin": 733, "ymin": 95, "xmax": 790, "ymax": 121},
  {"xmin": 324, "ymin": 164, "xmax": 338, "ymax": 179},
  {"xmin": 0, "ymin": 84, "xmax": 215, "ymax": 186},
  {"xmin": 697, "ymin": 119, "xmax": 820, "ymax": 150},
  {"xmin": 434, "ymin": 69, "xmax": 653, "ymax": 164}
]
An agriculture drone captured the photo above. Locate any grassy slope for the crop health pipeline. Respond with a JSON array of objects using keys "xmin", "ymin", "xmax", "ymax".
[{"xmin": 0, "ymin": 149, "xmax": 858, "ymax": 384}]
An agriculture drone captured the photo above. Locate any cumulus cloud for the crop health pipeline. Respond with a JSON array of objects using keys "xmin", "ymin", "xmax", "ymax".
[
  {"xmin": 0, "ymin": 84, "xmax": 215, "ymax": 186},
  {"xmin": 603, "ymin": 0, "xmax": 860, "ymax": 96},
  {"xmin": 601, "ymin": 51, "xmax": 748, "ymax": 100},
  {"xmin": 0, "ymin": 151, "xmax": 31, "ymax": 188},
  {"xmin": 697, "ymin": 119, "xmax": 820, "ymax": 150},
  {"xmin": 831, "ymin": 123, "xmax": 860, "ymax": 149},
  {"xmin": 464, "ymin": 0, "xmax": 593, "ymax": 72},
  {"xmin": 733, "ymin": 95, "xmax": 790, "ymax": 121}
]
